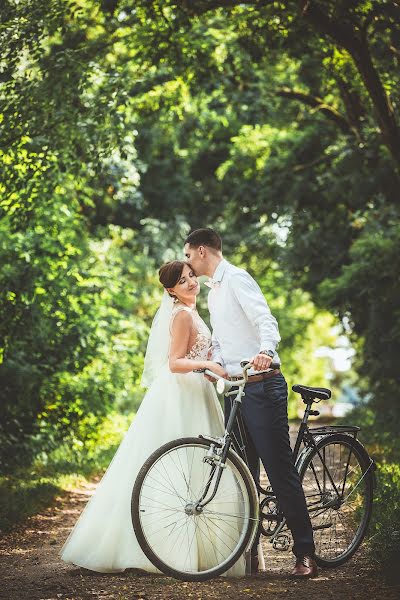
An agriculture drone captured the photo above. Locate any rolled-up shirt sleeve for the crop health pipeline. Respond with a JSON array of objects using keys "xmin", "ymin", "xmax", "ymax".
[{"xmin": 230, "ymin": 272, "xmax": 281, "ymax": 353}]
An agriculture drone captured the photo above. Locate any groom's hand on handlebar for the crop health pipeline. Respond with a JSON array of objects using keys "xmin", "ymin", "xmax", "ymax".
[{"xmin": 250, "ymin": 353, "xmax": 273, "ymax": 371}]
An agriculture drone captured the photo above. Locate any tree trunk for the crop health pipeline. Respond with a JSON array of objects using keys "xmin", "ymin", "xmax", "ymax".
[
  {"xmin": 351, "ymin": 41, "xmax": 400, "ymax": 164},
  {"xmin": 300, "ymin": 0, "xmax": 400, "ymax": 167}
]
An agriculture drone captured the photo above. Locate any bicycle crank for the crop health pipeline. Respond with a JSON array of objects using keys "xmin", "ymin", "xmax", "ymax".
[
  {"xmin": 272, "ymin": 534, "xmax": 290, "ymax": 551},
  {"xmin": 260, "ymin": 496, "xmax": 282, "ymax": 537}
]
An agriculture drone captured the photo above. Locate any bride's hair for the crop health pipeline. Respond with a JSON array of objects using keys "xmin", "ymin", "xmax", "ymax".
[{"xmin": 159, "ymin": 261, "xmax": 193, "ymax": 297}]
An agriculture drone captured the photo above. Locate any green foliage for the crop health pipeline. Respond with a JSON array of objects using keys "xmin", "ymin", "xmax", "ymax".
[
  {"xmin": 370, "ymin": 461, "xmax": 400, "ymax": 584},
  {"xmin": 0, "ymin": 209, "xmax": 157, "ymax": 471},
  {"xmin": 319, "ymin": 220, "xmax": 400, "ymax": 423},
  {"xmin": 0, "ymin": 193, "xmax": 98, "ymax": 467},
  {"xmin": 0, "ymin": 410, "xmax": 133, "ymax": 532},
  {"xmin": 347, "ymin": 406, "xmax": 400, "ymax": 584}
]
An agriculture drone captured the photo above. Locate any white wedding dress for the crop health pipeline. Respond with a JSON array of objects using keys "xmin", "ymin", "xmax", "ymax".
[{"xmin": 60, "ymin": 303, "xmax": 246, "ymax": 576}]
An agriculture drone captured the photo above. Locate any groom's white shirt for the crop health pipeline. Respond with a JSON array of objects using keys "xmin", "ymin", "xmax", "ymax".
[{"xmin": 207, "ymin": 259, "xmax": 281, "ymax": 376}]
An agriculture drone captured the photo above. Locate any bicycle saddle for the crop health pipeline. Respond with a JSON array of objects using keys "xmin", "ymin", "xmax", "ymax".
[{"xmin": 292, "ymin": 384, "xmax": 331, "ymax": 401}]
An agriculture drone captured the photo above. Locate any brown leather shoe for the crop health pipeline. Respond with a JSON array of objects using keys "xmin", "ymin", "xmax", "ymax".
[{"xmin": 291, "ymin": 555, "xmax": 318, "ymax": 578}]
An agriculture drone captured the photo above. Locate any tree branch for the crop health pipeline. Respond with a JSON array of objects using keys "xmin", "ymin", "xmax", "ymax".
[
  {"xmin": 292, "ymin": 154, "xmax": 330, "ymax": 172},
  {"xmin": 276, "ymin": 87, "xmax": 352, "ymax": 134}
]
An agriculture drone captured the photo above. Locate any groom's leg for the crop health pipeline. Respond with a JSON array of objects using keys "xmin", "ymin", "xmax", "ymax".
[{"xmin": 241, "ymin": 374, "xmax": 315, "ymax": 558}]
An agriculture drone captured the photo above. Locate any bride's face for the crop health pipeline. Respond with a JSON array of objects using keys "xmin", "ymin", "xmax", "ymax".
[{"xmin": 169, "ymin": 264, "xmax": 200, "ymax": 304}]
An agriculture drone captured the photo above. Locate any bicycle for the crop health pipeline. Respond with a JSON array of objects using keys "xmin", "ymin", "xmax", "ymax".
[{"xmin": 131, "ymin": 362, "xmax": 376, "ymax": 581}]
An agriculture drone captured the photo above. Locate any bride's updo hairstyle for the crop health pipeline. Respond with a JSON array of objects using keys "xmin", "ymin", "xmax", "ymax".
[{"xmin": 159, "ymin": 261, "xmax": 192, "ymax": 298}]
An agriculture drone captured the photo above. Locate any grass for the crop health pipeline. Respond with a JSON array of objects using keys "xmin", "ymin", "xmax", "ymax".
[
  {"xmin": 364, "ymin": 438, "xmax": 400, "ymax": 585},
  {"xmin": 0, "ymin": 411, "xmax": 134, "ymax": 532},
  {"xmin": 341, "ymin": 406, "xmax": 400, "ymax": 585}
]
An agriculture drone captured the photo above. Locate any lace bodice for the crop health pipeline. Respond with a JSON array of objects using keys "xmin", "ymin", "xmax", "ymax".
[{"xmin": 171, "ymin": 306, "xmax": 211, "ymax": 360}]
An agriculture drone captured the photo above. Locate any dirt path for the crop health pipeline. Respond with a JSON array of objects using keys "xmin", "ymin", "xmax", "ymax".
[{"xmin": 0, "ymin": 476, "xmax": 398, "ymax": 600}]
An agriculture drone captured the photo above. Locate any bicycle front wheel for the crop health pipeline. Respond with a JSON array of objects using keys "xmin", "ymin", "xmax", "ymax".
[
  {"xmin": 131, "ymin": 437, "xmax": 258, "ymax": 581},
  {"xmin": 299, "ymin": 433, "xmax": 374, "ymax": 567}
]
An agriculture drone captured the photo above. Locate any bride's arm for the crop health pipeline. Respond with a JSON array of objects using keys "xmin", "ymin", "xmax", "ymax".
[{"xmin": 169, "ymin": 311, "xmax": 224, "ymax": 375}]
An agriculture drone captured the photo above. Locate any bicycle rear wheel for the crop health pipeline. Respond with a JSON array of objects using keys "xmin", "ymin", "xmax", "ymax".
[
  {"xmin": 131, "ymin": 437, "xmax": 258, "ymax": 581},
  {"xmin": 299, "ymin": 433, "xmax": 374, "ymax": 567}
]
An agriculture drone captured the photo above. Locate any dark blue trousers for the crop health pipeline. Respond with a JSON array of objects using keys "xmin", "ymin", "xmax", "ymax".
[{"xmin": 224, "ymin": 372, "xmax": 315, "ymax": 557}]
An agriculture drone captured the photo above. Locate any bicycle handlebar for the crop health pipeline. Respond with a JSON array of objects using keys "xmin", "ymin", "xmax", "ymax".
[
  {"xmin": 202, "ymin": 360, "xmax": 281, "ymax": 395},
  {"xmin": 195, "ymin": 360, "xmax": 280, "ymax": 376},
  {"xmin": 240, "ymin": 359, "xmax": 281, "ymax": 370}
]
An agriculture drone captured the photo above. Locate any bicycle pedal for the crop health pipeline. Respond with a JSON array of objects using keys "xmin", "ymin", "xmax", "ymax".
[{"xmin": 272, "ymin": 534, "xmax": 290, "ymax": 551}]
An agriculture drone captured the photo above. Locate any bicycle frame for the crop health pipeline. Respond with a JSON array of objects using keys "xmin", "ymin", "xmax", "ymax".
[{"xmin": 196, "ymin": 364, "xmax": 270, "ymax": 509}]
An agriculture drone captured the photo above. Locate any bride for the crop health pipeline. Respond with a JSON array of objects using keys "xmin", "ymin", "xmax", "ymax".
[{"xmin": 60, "ymin": 260, "xmax": 245, "ymax": 575}]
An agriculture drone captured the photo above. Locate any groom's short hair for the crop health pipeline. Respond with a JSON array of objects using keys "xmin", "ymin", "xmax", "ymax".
[{"xmin": 185, "ymin": 228, "xmax": 222, "ymax": 251}]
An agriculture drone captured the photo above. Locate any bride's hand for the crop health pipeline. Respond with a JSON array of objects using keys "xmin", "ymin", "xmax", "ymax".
[{"xmin": 204, "ymin": 361, "xmax": 228, "ymax": 382}]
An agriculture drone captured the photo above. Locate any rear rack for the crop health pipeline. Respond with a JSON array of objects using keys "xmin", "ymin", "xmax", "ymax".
[{"xmin": 308, "ymin": 425, "xmax": 360, "ymax": 435}]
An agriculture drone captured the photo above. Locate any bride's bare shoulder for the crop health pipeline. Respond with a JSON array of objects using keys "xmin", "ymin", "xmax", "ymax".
[{"xmin": 170, "ymin": 307, "xmax": 193, "ymax": 331}]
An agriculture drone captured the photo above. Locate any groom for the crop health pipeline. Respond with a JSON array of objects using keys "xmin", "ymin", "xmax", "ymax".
[{"xmin": 184, "ymin": 228, "xmax": 317, "ymax": 578}]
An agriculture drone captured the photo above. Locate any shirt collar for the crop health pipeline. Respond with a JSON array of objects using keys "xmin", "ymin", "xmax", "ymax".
[{"xmin": 211, "ymin": 259, "xmax": 228, "ymax": 283}]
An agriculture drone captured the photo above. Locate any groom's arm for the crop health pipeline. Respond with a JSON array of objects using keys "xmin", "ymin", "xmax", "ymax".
[{"xmin": 230, "ymin": 272, "xmax": 281, "ymax": 364}]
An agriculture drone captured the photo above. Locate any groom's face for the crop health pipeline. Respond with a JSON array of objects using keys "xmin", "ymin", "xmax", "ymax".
[{"xmin": 184, "ymin": 243, "xmax": 205, "ymax": 276}]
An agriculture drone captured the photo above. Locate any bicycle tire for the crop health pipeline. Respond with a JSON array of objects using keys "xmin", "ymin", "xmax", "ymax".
[
  {"xmin": 299, "ymin": 433, "xmax": 374, "ymax": 567},
  {"xmin": 131, "ymin": 437, "xmax": 259, "ymax": 581}
]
